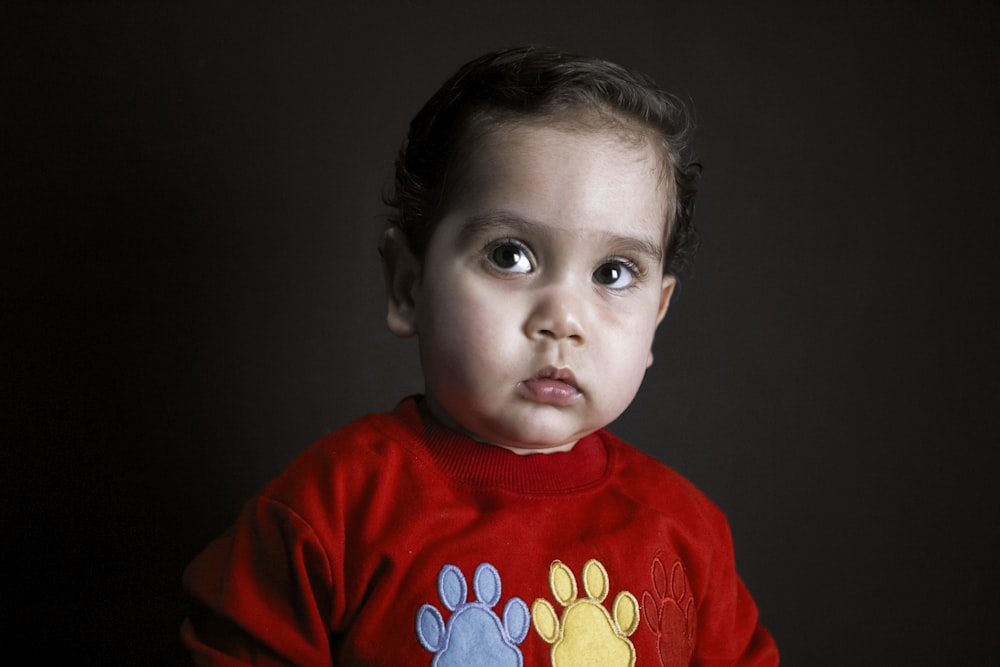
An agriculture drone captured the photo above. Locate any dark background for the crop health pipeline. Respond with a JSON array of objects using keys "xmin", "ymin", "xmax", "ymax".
[{"xmin": 5, "ymin": 1, "xmax": 998, "ymax": 664}]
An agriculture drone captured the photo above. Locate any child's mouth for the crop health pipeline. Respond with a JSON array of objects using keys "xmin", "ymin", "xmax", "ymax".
[{"xmin": 518, "ymin": 366, "xmax": 581, "ymax": 405}]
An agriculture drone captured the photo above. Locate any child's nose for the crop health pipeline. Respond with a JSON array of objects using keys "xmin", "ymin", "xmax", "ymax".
[{"xmin": 524, "ymin": 286, "xmax": 586, "ymax": 344}]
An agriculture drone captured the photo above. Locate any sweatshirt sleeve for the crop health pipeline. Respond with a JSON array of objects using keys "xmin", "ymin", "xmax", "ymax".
[
  {"xmin": 180, "ymin": 496, "xmax": 336, "ymax": 667},
  {"xmin": 692, "ymin": 511, "xmax": 779, "ymax": 666}
]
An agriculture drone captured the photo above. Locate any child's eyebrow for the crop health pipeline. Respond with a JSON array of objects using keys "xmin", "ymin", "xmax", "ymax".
[
  {"xmin": 459, "ymin": 210, "xmax": 664, "ymax": 264},
  {"xmin": 457, "ymin": 211, "xmax": 537, "ymax": 246}
]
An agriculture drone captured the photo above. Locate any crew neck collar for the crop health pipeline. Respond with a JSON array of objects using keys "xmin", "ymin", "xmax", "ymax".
[{"xmin": 392, "ymin": 397, "xmax": 610, "ymax": 494}]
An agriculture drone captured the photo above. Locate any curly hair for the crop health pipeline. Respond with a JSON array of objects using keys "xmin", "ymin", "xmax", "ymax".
[{"xmin": 384, "ymin": 45, "xmax": 701, "ymax": 276}]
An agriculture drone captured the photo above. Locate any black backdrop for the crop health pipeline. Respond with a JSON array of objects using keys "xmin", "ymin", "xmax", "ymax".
[{"xmin": 5, "ymin": 1, "xmax": 998, "ymax": 664}]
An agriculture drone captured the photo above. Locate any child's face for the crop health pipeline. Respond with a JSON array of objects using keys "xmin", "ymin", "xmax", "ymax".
[{"xmin": 386, "ymin": 120, "xmax": 675, "ymax": 451}]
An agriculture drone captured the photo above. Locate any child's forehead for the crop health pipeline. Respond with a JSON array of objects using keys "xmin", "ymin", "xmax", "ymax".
[
  {"xmin": 468, "ymin": 107, "xmax": 663, "ymax": 152},
  {"xmin": 456, "ymin": 111, "xmax": 672, "ymax": 192},
  {"xmin": 442, "ymin": 120, "xmax": 671, "ymax": 244},
  {"xmin": 462, "ymin": 119, "xmax": 666, "ymax": 191}
]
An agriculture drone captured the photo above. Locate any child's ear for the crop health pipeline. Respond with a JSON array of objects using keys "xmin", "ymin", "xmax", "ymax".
[
  {"xmin": 656, "ymin": 274, "xmax": 677, "ymax": 326},
  {"xmin": 647, "ymin": 274, "xmax": 677, "ymax": 368},
  {"xmin": 380, "ymin": 227, "xmax": 421, "ymax": 337}
]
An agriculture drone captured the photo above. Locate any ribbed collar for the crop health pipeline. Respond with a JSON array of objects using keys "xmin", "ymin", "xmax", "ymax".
[{"xmin": 392, "ymin": 397, "xmax": 611, "ymax": 495}]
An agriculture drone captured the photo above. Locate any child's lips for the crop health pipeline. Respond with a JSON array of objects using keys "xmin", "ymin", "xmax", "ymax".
[{"xmin": 518, "ymin": 366, "xmax": 582, "ymax": 405}]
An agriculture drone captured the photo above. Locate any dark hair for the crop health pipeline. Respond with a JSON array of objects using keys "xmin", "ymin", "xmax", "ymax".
[{"xmin": 384, "ymin": 45, "xmax": 701, "ymax": 276}]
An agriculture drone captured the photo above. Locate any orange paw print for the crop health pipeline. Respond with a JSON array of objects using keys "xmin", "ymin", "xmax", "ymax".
[
  {"xmin": 641, "ymin": 556, "xmax": 695, "ymax": 667},
  {"xmin": 531, "ymin": 559, "xmax": 639, "ymax": 667}
]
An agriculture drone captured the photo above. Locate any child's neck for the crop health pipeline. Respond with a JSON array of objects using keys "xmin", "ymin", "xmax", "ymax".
[{"xmin": 493, "ymin": 441, "xmax": 577, "ymax": 456}]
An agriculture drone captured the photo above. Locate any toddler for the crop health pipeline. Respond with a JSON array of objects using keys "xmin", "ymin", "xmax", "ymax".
[{"xmin": 182, "ymin": 45, "xmax": 778, "ymax": 666}]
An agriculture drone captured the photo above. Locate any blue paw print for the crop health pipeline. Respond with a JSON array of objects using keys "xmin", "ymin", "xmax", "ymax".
[{"xmin": 416, "ymin": 562, "xmax": 530, "ymax": 666}]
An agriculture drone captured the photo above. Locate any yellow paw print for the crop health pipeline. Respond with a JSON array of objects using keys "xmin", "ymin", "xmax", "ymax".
[{"xmin": 531, "ymin": 559, "xmax": 639, "ymax": 667}]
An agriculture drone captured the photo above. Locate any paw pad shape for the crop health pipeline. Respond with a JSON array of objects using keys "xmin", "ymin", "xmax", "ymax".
[
  {"xmin": 642, "ymin": 557, "xmax": 696, "ymax": 667},
  {"xmin": 416, "ymin": 562, "xmax": 530, "ymax": 666},
  {"xmin": 532, "ymin": 559, "xmax": 639, "ymax": 667}
]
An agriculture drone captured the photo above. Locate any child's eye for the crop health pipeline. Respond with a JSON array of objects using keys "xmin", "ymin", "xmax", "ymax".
[
  {"xmin": 487, "ymin": 241, "xmax": 533, "ymax": 273},
  {"xmin": 593, "ymin": 260, "xmax": 638, "ymax": 289}
]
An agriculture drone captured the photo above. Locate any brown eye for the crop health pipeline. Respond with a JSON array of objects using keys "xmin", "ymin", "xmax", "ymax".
[
  {"xmin": 488, "ymin": 242, "xmax": 532, "ymax": 273},
  {"xmin": 594, "ymin": 260, "xmax": 636, "ymax": 289}
]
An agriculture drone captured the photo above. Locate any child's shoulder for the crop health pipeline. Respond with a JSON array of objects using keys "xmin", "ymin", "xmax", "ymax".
[
  {"xmin": 256, "ymin": 400, "xmax": 423, "ymax": 503},
  {"xmin": 600, "ymin": 428, "xmax": 729, "ymax": 529}
]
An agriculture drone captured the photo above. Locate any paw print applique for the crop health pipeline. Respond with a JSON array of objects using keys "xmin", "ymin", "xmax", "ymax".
[
  {"xmin": 531, "ymin": 559, "xmax": 640, "ymax": 667},
  {"xmin": 416, "ymin": 562, "xmax": 530, "ymax": 666},
  {"xmin": 641, "ymin": 556, "xmax": 696, "ymax": 667}
]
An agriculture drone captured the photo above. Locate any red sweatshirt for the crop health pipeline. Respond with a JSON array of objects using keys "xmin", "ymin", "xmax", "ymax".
[{"xmin": 182, "ymin": 398, "xmax": 777, "ymax": 666}]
